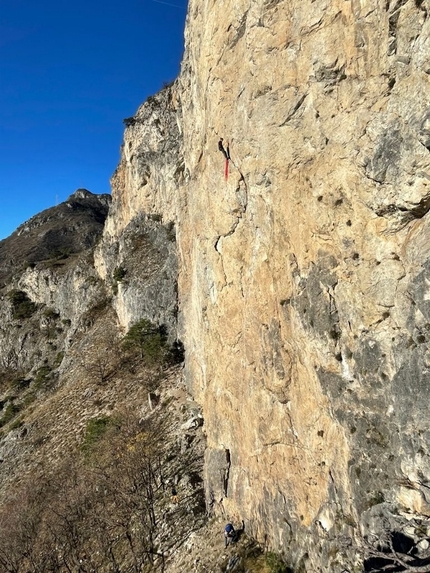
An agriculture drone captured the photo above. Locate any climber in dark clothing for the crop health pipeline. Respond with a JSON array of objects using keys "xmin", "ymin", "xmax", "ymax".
[
  {"xmin": 171, "ymin": 486, "xmax": 178, "ymax": 503},
  {"xmin": 218, "ymin": 138, "xmax": 230, "ymax": 159},
  {"xmin": 224, "ymin": 523, "xmax": 235, "ymax": 547}
]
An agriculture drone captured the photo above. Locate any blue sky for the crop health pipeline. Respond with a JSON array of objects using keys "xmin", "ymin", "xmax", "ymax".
[{"xmin": 0, "ymin": 0, "xmax": 188, "ymax": 240}]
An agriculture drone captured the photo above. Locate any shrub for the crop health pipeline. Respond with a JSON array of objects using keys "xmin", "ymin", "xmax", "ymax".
[
  {"xmin": 8, "ymin": 290, "xmax": 37, "ymax": 320},
  {"xmin": 12, "ymin": 377, "xmax": 31, "ymax": 392},
  {"xmin": 113, "ymin": 266, "xmax": 127, "ymax": 282},
  {"xmin": 85, "ymin": 275, "xmax": 99, "ymax": 286},
  {"xmin": 123, "ymin": 116, "xmax": 137, "ymax": 127},
  {"xmin": 122, "ymin": 319, "xmax": 168, "ymax": 365},
  {"xmin": 10, "ymin": 418, "xmax": 24, "ymax": 431},
  {"xmin": 48, "ymin": 247, "xmax": 71, "ymax": 260},
  {"xmin": 33, "ymin": 366, "xmax": 53, "ymax": 391},
  {"xmin": 23, "ymin": 393, "xmax": 36, "ymax": 407},
  {"xmin": 54, "ymin": 352, "xmax": 65, "ymax": 367},
  {"xmin": 81, "ymin": 298, "xmax": 110, "ymax": 324},
  {"xmin": 81, "ymin": 416, "xmax": 115, "ymax": 455},
  {"xmin": 166, "ymin": 220, "xmax": 176, "ymax": 242},
  {"xmin": 42, "ymin": 307, "xmax": 60, "ymax": 320},
  {"xmin": 169, "ymin": 340, "xmax": 185, "ymax": 364},
  {"xmin": 44, "ymin": 325, "xmax": 59, "ymax": 340},
  {"xmin": 265, "ymin": 552, "xmax": 289, "ymax": 573},
  {"xmin": 0, "ymin": 402, "xmax": 22, "ymax": 427}
]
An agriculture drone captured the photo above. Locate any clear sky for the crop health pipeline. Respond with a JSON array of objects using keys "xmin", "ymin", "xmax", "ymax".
[{"xmin": 0, "ymin": 0, "xmax": 188, "ymax": 240}]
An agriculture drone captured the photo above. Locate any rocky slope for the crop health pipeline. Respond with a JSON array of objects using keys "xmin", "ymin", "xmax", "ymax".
[
  {"xmin": 0, "ymin": 189, "xmax": 111, "ymax": 376},
  {"xmin": 0, "ymin": 189, "xmax": 212, "ymax": 572},
  {"xmin": 0, "ymin": 188, "xmax": 110, "ymax": 288}
]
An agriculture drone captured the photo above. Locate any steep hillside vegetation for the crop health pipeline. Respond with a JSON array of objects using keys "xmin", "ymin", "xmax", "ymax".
[
  {"xmin": 0, "ymin": 190, "xmax": 198, "ymax": 571},
  {"xmin": 0, "ymin": 190, "xmax": 278, "ymax": 573}
]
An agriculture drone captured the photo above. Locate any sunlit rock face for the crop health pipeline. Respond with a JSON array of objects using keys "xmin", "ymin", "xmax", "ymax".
[
  {"xmin": 94, "ymin": 87, "xmax": 182, "ymax": 335},
  {"xmin": 102, "ymin": 0, "xmax": 430, "ymax": 569}
]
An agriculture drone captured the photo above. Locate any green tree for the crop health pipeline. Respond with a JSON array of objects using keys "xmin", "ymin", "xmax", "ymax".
[{"xmin": 122, "ymin": 319, "xmax": 167, "ymax": 364}]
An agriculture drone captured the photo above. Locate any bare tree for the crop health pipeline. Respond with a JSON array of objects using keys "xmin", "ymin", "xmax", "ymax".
[
  {"xmin": 0, "ymin": 399, "xmax": 189, "ymax": 573},
  {"xmin": 363, "ymin": 514, "xmax": 430, "ymax": 573}
]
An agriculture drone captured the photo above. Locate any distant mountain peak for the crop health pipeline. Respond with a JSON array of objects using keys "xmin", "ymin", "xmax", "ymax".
[
  {"xmin": 0, "ymin": 190, "xmax": 111, "ymax": 287},
  {"xmin": 70, "ymin": 188, "xmax": 93, "ymax": 198}
]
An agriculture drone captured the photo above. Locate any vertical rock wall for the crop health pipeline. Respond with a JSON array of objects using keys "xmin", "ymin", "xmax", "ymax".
[
  {"xmin": 175, "ymin": 0, "xmax": 430, "ymax": 569},
  {"xmin": 101, "ymin": 0, "xmax": 430, "ymax": 569},
  {"xmin": 95, "ymin": 87, "xmax": 183, "ymax": 334}
]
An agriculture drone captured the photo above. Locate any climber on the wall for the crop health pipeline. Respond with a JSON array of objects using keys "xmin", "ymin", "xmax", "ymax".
[
  {"xmin": 218, "ymin": 138, "xmax": 231, "ymax": 180},
  {"xmin": 218, "ymin": 137, "xmax": 230, "ymax": 160}
]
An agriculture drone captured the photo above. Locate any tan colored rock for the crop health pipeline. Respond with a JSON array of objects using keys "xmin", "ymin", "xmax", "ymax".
[{"xmin": 101, "ymin": 0, "xmax": 430, "ymax": 569}]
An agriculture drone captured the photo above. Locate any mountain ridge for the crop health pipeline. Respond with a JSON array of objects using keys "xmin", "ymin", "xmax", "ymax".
[{"xmin": 0, "ymin": 189, "xmax": 111, "ymax": 288}]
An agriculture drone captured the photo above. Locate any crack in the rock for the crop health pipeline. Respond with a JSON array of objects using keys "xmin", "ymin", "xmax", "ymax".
[
  {"xmin": 223, "ymin": 449, "xmax": 231, "ymax": 497},
  {"xmin": 387, "ymin": 0, "xmax": 409, "ymax": 55},
  {"xmin": 279, "ymin": 93, "xmax": 307, "ymax": 126},
  {"xmin": 214, "ymin": 171, "xmax": 248, "ymax": 249},
  {"xmin": 375, "ymin": 195, "xmax": 430, "ymax": 228}
]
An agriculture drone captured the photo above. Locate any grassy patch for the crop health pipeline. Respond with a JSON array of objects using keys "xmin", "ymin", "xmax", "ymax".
[
  {"xmin": 42, "ymin": 307, "xmax": 60, "ymax": 320},
  {"xmin": 11, "ymin": 377, "xmax": 31, "ymax": 392},
  {"xmin": 81, "ymin": 416, "xmax": 115, "ymax": 456},
  {"xmin": 122, "ymin": 319, "xmax": 169, "ymax": 365},
  {"xmin": 33, "ymin": 366, "xmax": 53, "ymax": 391},
  {"xmin": 54, "ymin": 352, "xmax": 65, "ymax": 367},
  {"xmin": 265, "ymin": 552, "xmax": 290, "ymax": 573},
  {"xmin": 113, "ymin": 266, "xmax": 127, "ymax": 282}
]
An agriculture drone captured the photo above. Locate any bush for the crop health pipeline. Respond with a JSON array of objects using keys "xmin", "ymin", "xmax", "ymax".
[
  {"xmin": 122, "ymin": 319, "xmax": 168, "ymax": 365},
  {"xmin": 48, "ymin": 247, "xmax": 71, "ymax": 260},
  {"xmin": 44, "ymin": 325, "xmax": 59, "ymax": 340},
  {"xmin": 265, "ymin": 552, "xmax": 289, "ymax": 573},
  {"xmin": 0, "ymin": 402, "xmax": 22, "ymax": 427},
  {"xmin": 12, "ymin": 377, "xmax": 31, "ymax": 392},
  {"xmin": 10, "ymin": 418, "xmax": 24, "ymax": 431},
  {"xmin": 166, "ymin": 220, "xmax": 176, "ymax": 242},
  {"xmin": 113, "ymin": 266, "xmax": 127, "ymax": 282},
  {"xmin": 81, "ymin": 298, "xmax": 110, "ymax": 324},
  {"xmin": 54, "ymin": 352, "xmax": 65, "ymax": 367},
  {"xmin": 42, "ymin": 307, "xmax": 60, "ymax": 320},
  {"xmin": 8, "ymin": 290, "xmax": 37, "ymax": 320},
  {"xmin": 123, "ymin": 116, "xmax": 137, "ymax": 127},
  {"xmin": 169, "ymin": 339, "xmax": 185, "ymax": 364},
  {"xmin": 33, "ymin": 366, "xmax": 53, "ymax": 391}
]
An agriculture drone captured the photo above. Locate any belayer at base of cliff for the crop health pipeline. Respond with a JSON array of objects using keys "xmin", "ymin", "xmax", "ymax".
[{"xmin": 224, "ymin": 523, "xmax": 235, "ymax": 547}]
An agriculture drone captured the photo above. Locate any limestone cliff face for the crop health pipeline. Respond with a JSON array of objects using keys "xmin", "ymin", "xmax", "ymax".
[
  {"xmin": 94, "ymin": 88, "xmax": 181, "ymax": 335},
  {"xmin": 101, "ymin": 0, "xmax": 430, "ymax": 570}
]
